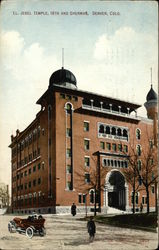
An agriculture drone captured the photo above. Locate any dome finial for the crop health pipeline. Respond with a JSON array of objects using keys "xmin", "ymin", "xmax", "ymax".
[{"xmin": 150, "ymin": 67, "xmax": 152, "ymax": 85}]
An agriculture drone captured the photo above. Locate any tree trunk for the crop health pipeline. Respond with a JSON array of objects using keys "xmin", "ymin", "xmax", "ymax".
[
  {"xmin": 94, "ymin": 188, "xmax": 96, "ymax": 216},
  {"xmin": 146, "ymin": 186, "xmax": 150, "ymax": 214}
]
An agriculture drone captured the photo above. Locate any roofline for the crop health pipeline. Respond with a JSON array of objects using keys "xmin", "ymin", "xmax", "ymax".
[{"xmin": 36, "ymin": 85, "xmax": 141, "ymax": 109}]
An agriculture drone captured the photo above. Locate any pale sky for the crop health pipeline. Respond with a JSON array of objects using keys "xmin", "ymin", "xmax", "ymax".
[{"xmin": 0, "ymin": 0, "xmax": 158, "ymax": 188}]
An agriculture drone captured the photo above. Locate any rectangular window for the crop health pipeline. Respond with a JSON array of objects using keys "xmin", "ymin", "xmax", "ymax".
[
  {"xmin": 84, "ymin": 157, "xmax": 90, "ymax": 167},
  {"xmin": 38, "ymin": 177, "xmax": 41, "ymax": 185},
  {"xmin": 66, "ymin": 181, "xmax": 72, "ymax": 190},
  {"xmin": 33, "ymin": 165, "xmax": 36, "ymax": 172},
  {"xmin": 78, "ymin": 194, "xmax": 82, "ymax": 203},
  {"xmin": 84, "ymin": 122, "xmax": 89, "ymax": 132},
  {"xmin": 83, "ymin": 194, "xmax": 86, "ymax": 204},
  {"xmin": 66, "ymin": 165, "xmax": 72, "ymax": 174},
  {"xmin": 123, "ymin": 145, "xmax": 128, "ymax": 153},
  {"xmin": 66, "ymin": 149, "xmax": 71, "ymax": 158},
  {"xmin": 100, "ymin": 141, "xmax": 105, "ymax": 150},
  {"xmin": 66, "ymin": 128, "xmax": 71, "ymax": 137},
  {"xmin": 106, "ymin": 142, "xmax": 111, "ymax": 150},
  {"xmin": 66, "ymin": 95, "xmax": 71, "ymax": 100},
  {"xmin": 118, "ymin": 144, "xmax": 122, "ymax": 152},
  {"xmin": 29, "ymin": 168, "xmax": 31, "ymax": 175},
  {"xmin": 38, "ymin": 163, "xmax": 41, "ymax": 170},
  {"xmin": 151, "ymin": 186, "xmax": 155, "ymax": 194},
  {"xmin": 60, "ymin": 93, "xmax": 65, "ymax": 99},
  {"xmin": 85, "ymin": 173, "xmax": 90, "ymax": 183},
  {"xmin": 33, "ymin": 179, "xmax": 36, "ymax": 187},
  {"xmin": 142, "ymin": 196, "xmax": 146, "ymax": 204},
  {"xmin": 84, "ymin": 139, "xmax": 90, "ymax": 150},
  {"xmin": 72, "ymin": 96, "xmax": 78, "ymax": 101},
  {"xmin": 112, "ymin": 143, "xmax": 117, "ymax": 151}
]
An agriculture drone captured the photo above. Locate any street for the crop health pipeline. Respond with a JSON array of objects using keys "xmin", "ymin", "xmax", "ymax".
[{"xmin": 0, "ymin": 214, "xmax": 158, "ymax": 250}]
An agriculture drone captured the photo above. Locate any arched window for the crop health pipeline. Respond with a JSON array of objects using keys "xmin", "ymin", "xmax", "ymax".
[
  {"xmin": 103, "ymin": 159, "xmax": 107, "ymax": 166},
  {"xmin": 118, "ymin": 161, "xmax": 120, "ymax": 167},
  {"xmin": 117, "ymin": 128, "xmax": 122, "ymax": 136},
  {"xmin": 136, "ymin": 145, "xmax": 141, "ymax": 156},
  {"xmin": 112, "ymin": 127, "xmax": 116, "ymax": 135},
  {"xmin": 111, "ymin": 160, "xmax": 114, "ymax": 167},
  {"xmin": 66, "ymin": 103, "xmax": 72, "ymax": 114},
  {"xmin": 123, "ymin": 129, "xmax": 128, "ymax": 138},
  {"xmin": 107, "ymin": 159, "xmax": 110, "ymax": 166},
  {"xmin": 136, "ymin": 129, "xmax": 141, "ymax": 140},
  {"xmin": 99, "ymin": 124, "xmax": 104, "ymax": 133},
  {"xmin": 106, "ymin": 126, "xmax": 110, "ymax": 134}
]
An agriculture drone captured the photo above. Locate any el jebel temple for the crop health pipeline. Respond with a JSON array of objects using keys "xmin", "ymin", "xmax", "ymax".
[{"xmin": 9, "ymin": 67, "xmax": 157, "ymax": 214}]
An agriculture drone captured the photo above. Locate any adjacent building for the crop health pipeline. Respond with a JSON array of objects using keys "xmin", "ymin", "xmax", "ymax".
[{"xmin": 9, "ymin": 67, "xmax": 158, "ymax": 214}]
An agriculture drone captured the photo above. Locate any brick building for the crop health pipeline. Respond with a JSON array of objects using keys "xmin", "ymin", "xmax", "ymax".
[{"xmin": 9, "ymin": 67, "xmax": 158, "ymax": 214}]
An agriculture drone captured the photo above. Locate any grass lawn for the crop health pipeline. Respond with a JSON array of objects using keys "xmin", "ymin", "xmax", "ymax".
[{"xmin": 84, "ymin": 212, "xmax": 157, "ymax": 232}]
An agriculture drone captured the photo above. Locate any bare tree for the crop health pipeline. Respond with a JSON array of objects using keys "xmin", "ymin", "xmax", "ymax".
[
  {"xmin": 0, "ymin": 184, "xmax": 9, "ymax": 208},
  {"xmin": 74, "ymin": 153, "xmax": 107, "ymax": 216},
  {"xmin": 122, "ymin": 126, "xmax": 157, "ymax": 214}
]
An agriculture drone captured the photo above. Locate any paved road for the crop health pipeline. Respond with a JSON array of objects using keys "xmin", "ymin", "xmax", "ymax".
[{"xmin": 0, "ymin": 214, "xmax": 158, "ymax": 250}]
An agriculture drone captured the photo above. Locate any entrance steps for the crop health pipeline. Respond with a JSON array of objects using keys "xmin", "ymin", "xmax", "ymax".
[{"xmin": 106, "ymin": 206, "xmax": 127, "ymax": 215}]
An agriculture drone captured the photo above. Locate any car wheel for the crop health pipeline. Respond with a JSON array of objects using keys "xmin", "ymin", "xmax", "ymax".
[{"xmin": 26, "ymin": 227, "xmax": 34, "ymax": 239}]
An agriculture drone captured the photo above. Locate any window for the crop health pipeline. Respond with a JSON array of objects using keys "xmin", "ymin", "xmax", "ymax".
[
  {"xmin": 100, "ymin": 141, "xmax": 105, "ymax": 150},
  {"xmin": 78, "ymin": 194, "xmax": 82, "ymax": 203},
  {"xmin": 66, "ymin": 181, "xmax": 72, "ymax": 190},
  {"xmin": 149, "ymin": 140, "xmax": 153, "ymax": 149},
  {"xmin": 137, "ymin": 160, "xmax": 142, "ymax": 171},
  {"xmin": 136, "ymin": 129, "xmax": 141, "ymax": 140},
  {"xmin": 66, "ymin": 95, "xmax": 71, "ymax": 100},
  {"xmin": 138, "ymin": 176, "xmax": 142, "ymax": 186},
  {"xmin": 83, "ymin": 194, "xmax": 86, "ymax": 204},
  {"xmin": 33, "ymin": 179, "xmax": 36, "ymax": 187},
  {"xmin": 112, "ymin": 127, "xmax": 116, "ymax": 135},
  {"xmin": 84, "ymin": 139, "xmax": 90, "ymax": 150},
  {"xmin": 106, "ymin": 142, "xmax": 111, "ymax": 150},
  {"xmin": 112, "ymin": 143, "xmax": 117, "ymax": 152},
  {"xmin": 90, "ymin": 190, "xmax": 94, "ymax": 203},
  {"xmin": 123, "ymin": 145, "xmax": 128, "ymax": 153},
  {"xmin": 118, "ymin": 144, "xmax": 122, "ymax": 152},
  {"xmin": 33, "ymin": 165, "xmax": 36, "ymax": 172},
  {"xmin": 29, "ymin": 168, "xmax": 31, "ymax": 175},
  {"xmin": 136, "ymin": 145, "xmax": 141, "ymax": 156},
  {"xmin": 38, "ymin": 178, "xmax": 41, "ymax": 185},
  {"xmin": 66, "ymin": 128, "xmax": 71, "ymax": 137},
  {"xmin": 151, "ymin": 186, "xmax": 155, "ymax": 194},
  {"xmin": 66, "ymin": 165, "xmax": 72, "ymax": 174},
  {"xmin": 106, "ymin": 126, "xmax": 110, "ymax": 134},
  {"xmin": 142, "ymin": 196, "xmax": 147, "ymax": 204},
  {"xmin": 72, "ymin": 96, "xmax": 78, "ymax": 101},
  {"xmin": 66, "ymin": 149, "xmax": 71, "ymax": 158},
  {"xmin": 84, "ymin": 157, "xmax": 90, "ymax": 167},
  {"xmin": 25, "ymin": 183, "xmax": 27, "ymax": 190},
  {"xmin": 85, "ymin": 173, "xmax": 90, "ymax": 183},
  {"xmin": 99, "ymin": 124, "xmax": 104, "ymax": 133},
  {"xmin": 38, "ymin": 163, "xmax": 41, "ymax": 170},
  {"xmin": 135, "ymin": 193, "xmax": 138, "ymax": 204},
  {"xmin": 60, "ymin": 93, "xmax": 65, "ymax": 99},
  {"xmin": 84, "ymin": 122, "xmax": 89, "ymax": 132},
  {"xmin": 29, "ymin": 181, "xmax": 31, "ymax": 188},
  {"xmin": 117, "ymin": 128, "xmax": 122, "ymax": 136}
]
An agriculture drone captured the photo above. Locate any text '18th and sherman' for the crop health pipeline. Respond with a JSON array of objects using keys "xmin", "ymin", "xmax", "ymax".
[{"xmin": 13, "ymin": 11, "xmax": 120, "ymax": 16}]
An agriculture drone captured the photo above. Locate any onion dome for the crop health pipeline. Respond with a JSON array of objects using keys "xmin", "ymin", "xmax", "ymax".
[
  {"xmin": 49, "ymin": 67, "xmax": 77, "ymax": 89},
  {"xmin": 146, "ymin": 84, "xmax": 157, "ymax": 102}
]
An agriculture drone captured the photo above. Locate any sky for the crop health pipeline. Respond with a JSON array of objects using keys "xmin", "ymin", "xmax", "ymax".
[{"xmin": 0, "ymin": 0, "xmax": 158, "ymax": 188}]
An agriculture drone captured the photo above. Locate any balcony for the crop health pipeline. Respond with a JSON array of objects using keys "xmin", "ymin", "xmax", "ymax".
[{"xmin": 82, "ymin": 104, "xmax": 141, "ymax": 121}]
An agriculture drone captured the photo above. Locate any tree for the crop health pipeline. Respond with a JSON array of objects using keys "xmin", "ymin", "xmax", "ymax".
[
  {"xmin": 0, "ymin": 184, "xmax": 9, "ymax": 208},
  {"xmin": 74, "ymin": 153, "xmax": 107, "ymax": 216},
  {"xmin": 122, "ymin": 126, "xmax": 157, "ymax": 214}
]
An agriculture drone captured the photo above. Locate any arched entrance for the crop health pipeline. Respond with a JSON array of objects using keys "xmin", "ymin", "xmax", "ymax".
[{"xmin": 104, "ymin": 170, "xmax": 128, "ymax": 211}]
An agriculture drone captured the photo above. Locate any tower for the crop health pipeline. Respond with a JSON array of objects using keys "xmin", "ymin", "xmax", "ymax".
[{"xmin": 144, "ymin": 84, "xmax": 158, "ymax": 145}]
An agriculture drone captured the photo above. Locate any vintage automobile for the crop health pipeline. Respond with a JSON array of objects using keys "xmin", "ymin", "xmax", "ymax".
[{"xmin": 8, "ymin": 214, "xmax": 46, "ymax": 238}]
